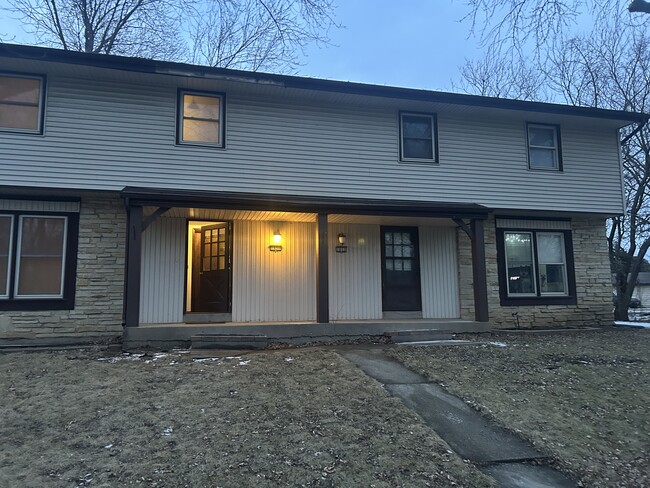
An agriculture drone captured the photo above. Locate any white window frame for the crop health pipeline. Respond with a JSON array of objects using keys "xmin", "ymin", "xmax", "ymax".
[
  {"xmin": 14, "ymin": 215, "xmax": 68, "ymax": 299},
  {"xmin": 0, "ymin": 214, "xmax": 13, "ymax": 299},
  {"xmin": 177, "ymin": 90, "xmax": 225, "ymax": 148},
  {"xmin": 536, "ymin": 232, "xmax": 569, "ymax": 296},
  {"xmin": 400, "ymin": 112, "xmax": 437, "ymax": 163},
  {"xmin": 527, "ymin": 123, "xmax": 561, "ymax": 171},
  {"xmin": 504, "ymin": 231, "xmax": 538, "ymax": 297},
  {"xmin": 0, "ymin": 72, "xmax": 46, "ymax": 134}
]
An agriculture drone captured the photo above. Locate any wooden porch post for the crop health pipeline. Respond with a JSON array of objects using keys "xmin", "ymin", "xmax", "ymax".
[
  {"xmin": 316, "ymin": 213, "xmax": 329, "ymax": 323},
  {"xmin": 471, "ymin": 218, "xmax": 489, "ymax": 322},
  {"xmin": 124, "ymin": 204, "xmax": 143, "ymax": 327}
]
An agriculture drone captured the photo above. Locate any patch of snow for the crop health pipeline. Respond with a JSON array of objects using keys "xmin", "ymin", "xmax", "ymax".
[
  {"xmin": 103, "ymin": 444, "xmax": 113, "ymax": 449},
  {"xmin": 487, "ymin": 341, "xmax": 508, "ymax": 347},
  {"xmin": 162, "ymin": 427, "xmax": 173, "ymax": 436},
  {"xmin": 284, "ymin": 357, "xmax": 294, "ymax": 362},
  {"xmin": 615, "ymin": 321, "xmax": 650, "ymax": 328},
  {"xmin": 239, "ymin": 360, "xmax": 251, "ymax": 366},
  {"xmin": 193, "ymin": 357, "xmax": 221, "ymax": 363},
  {"xmin": 399, "ymin": 340, "xmax": 472, "ymax": 345},
  {"xmin": 225, "ymin": 356, "xmax": 241, "ymax": 360},
  {"xmin": 97, "ymin": 353, "xmax": 144, "ymax": 363}
]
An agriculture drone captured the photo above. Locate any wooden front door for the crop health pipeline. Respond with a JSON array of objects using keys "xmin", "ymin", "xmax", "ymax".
[
  {"xmin": 194, "ymin": 223, "xmax": 232, "ymax": 313},
  {"xmin": 381, "ymin": 227, "xmax": 422, "ymax": 311}
]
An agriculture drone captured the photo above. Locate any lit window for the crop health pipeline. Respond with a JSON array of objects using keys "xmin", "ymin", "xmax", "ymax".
[
  {"xmin": 0, "ymin": 74, "xmax": 45, "ymax": 133},
  {"xmin": 527, "ymin": 123, "xmax": 561, "ymax": 170},
  {"xmin": 400, "ymin": 112, "xmax": 437, "ymax": 162},
  {"xmin": 0, "ymin": 212, "xmax": 78, "ymax": 310},
  {"xmin": 178, "ymin": 91, "xmax": 224, "ymax": 146}
]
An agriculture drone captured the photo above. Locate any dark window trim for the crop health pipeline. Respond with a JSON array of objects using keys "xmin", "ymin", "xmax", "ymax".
[
  {"xmin": 0, "ymin": 210, "xmax": 78, "ymax": 311},
  {"xmin": 399, "ymin": 111, "xmax": 439, "ymax": 164},
  {"xmin": 496, "ymin": 227, "xmax": 577, "ymax": 306},
  {"xmin": 176, "ymin": 89, "xmax": 226, "ymax": 148},
  {"xmin": 0, "ymin": 71, "xmax": 47, "ymax": 135},
  {"xmin": 526, "ymin": 122, "xmax": 563, "ymax": 172}
]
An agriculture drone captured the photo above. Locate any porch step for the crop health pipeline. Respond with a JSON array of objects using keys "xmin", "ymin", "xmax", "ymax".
[
  {"xmin": 385, "ymin": 329, "xmax": 454, "ymax": 343},
  {"xmin": 190, "ymin": 334, "xmax": 268, "ymax": 350}
]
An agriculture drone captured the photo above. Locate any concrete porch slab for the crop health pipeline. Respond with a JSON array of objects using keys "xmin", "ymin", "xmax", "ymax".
[{"xmin": 123, "ymin": 319, "xmax": 492, "ymax": 350}]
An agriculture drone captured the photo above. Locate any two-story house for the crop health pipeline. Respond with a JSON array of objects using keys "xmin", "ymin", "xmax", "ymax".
[{"xmin": 1, "ymin": 43, "xmax": 646, "ymax": 347}]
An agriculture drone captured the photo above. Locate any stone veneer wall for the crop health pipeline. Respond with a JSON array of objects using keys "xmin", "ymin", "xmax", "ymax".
[
  {"xmin": 0, "ymin": 194, "xmax": 126, "ymax": 340},
  {"xmin": 458, "ymin": 215, "xmax": 613, "ymax": 327}
]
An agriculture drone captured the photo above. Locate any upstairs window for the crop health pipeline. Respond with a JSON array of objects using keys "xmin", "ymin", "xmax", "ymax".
[
  {"xmin": 178, "ymin": 91, "xmax": 225, "ymax": 147},
  {"xmin": 527, "ymin": 123, "xmax": 561, "ymax": 170},
  {"xmin": 0, "ymin": 73, "xmax": 45, "ymax": 133},
  {"xmin": 400, "ymin": 112, "xmax": 437, "ymax": 163}
]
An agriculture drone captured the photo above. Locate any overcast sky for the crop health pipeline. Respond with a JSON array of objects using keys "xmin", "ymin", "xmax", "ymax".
[
  {"xmin": 0, "ymin": 0, "xmax": 483, "ymax": 91},
  {"xmin": 297, "ymin": 0, "xmax": 482, "ymax": 90}
]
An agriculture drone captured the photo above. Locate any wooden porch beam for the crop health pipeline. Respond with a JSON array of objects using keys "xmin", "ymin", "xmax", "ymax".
[
  {"xmin": 124, "ymin": 204, "xmax": 143, "ymax": 327},
  {"xmin": 471, "ymin": 218, "xmax": 489, "ymax": 322},
  {"xmin": 452, "ymin": 217, "xmax": 473, "ymax": 240},
  {"xmin": 316, "ymin": 213, "xmax": 329, "ymax": 323},
  {"xmin": 142, "ymin": 206, "xmax": 170, "ymax": 231}
]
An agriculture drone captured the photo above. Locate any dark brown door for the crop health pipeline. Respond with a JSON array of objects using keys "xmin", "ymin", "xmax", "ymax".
[
  {"xmin": 381, "ymin": 227, "xmax": 422, "ymax": 311},
  {"xmin": 195, "ymin": 223, "xmax": 232, "ymax": 313}
]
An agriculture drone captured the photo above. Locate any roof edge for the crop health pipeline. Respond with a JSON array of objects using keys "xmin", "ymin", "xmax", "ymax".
[
  {"xmin": 121, "ymin": 186, "xmax": 491, "ymax": 218},
  {"xmin": 1, "ymin": 42, "xmax": 648, "ymax": 125}
]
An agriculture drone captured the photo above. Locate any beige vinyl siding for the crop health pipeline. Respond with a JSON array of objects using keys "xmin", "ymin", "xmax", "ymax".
[
  {"xmin": 328, "ymin": 224, "xmax": 383, "ymax": 320},
  {"xmin": 232, "ymin": 220, "xmax": 316, "ymax": 322},
  {"xmin": 0, "ymin": 69, "xmax": 625, "ymax": 214},
  {"xmin": 0, "ymin": 199, "xmax": 80, "ymax": 213},
  {"xmin": 419, "ymin": 226, "xmax": 460, "ymax": 318},
  {"xmin": 139, "ymin": 217, "xmax": 185, "ymax": 324}
]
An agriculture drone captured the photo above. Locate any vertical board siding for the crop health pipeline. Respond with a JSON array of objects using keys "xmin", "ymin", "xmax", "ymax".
[
  {"xmin": 232, "ymin": 221, "xmax": 316, "ymax": 322},
  {"xmin": 140, "ymin": 217, "xmax": 185, "ymax": 324},
  {"xmin": 328, "ymin": 224, "xmax": 383, "ymax": 320},
  {"xmin": 419, "ymin": 226, "xmax": 460, "ymax": 318}
]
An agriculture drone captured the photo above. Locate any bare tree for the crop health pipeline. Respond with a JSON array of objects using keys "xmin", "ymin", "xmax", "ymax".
[
  {"xmin": 464, "ymin": 0, "xmax": 650, "ymax": 53},
  {"xmin": 460, "ymin": 22, "xmax": 650, "ymax": 320},
  {"xmin": 4, "ymin": 0, "xmax": 338, "ymax": 70},
  {"xmin": 188, "ymin": 0, "xmax": 337, "ymax": 71},
  {"xmin": 6, "ymin": 0, "xmax": 188, "ymax": 60},
  {"xmin": 454, "ymin": 48, "xmax": 546, "ymax": 100}
]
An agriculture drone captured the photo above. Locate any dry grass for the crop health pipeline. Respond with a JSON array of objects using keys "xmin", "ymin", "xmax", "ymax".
[
  {"xmin": 0, "ymin": 348, "xmax": 493, "ymax": 487},
  {"xmin": 387, "ymin": 329, "xmax": 650, "ymax": 488}
]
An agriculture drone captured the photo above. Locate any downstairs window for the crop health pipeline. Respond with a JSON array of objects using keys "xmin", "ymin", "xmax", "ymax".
[
  {"xmin": 0, "ymin": 212, "xmax": 79, "ymax": 310},
  {"xmin": 496, "ymin": 225, "xmax": 576, "ymax": 306}
]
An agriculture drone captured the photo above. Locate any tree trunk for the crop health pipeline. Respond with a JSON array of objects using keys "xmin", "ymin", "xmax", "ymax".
[{"xmin": 614, "ymin": 301, "xmax": 630, "ymax": 321}]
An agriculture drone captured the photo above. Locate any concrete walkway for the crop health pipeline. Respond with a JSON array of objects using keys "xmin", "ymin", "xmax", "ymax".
[{"xmin": 338, "ymin": 347, "xmax": 577, "ymax": 488}]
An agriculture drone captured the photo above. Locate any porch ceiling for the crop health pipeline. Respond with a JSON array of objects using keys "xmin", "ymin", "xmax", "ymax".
[{"xmin": 146, "ymin": 206, "xmax": 457, "ymax": 226}]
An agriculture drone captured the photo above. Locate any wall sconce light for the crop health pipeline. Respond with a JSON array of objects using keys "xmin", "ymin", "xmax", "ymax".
[
  {"xmin": 336, "ymin": 232, "xmax": 348, "ymax": 253},
  {"xmin": 269, "ymin": 230, "xmax": 283, "ymax": 252}
]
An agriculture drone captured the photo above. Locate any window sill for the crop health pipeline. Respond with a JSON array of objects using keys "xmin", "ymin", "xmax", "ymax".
[
  {"xmin": 399, "ymin": 158, "xmax": 439, "ymax": 166},
  {"xmin": 0, "ymin": 298, "xmax": 75, "ymax": 311},
  {"xmin": 499, "ymin": 295, "xmax": 577, "ymax": 307}
]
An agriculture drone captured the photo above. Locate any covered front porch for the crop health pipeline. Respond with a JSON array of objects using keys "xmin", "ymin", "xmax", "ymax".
[{"xmin": 122, "ymin": 187, "xmax": 491, "ymax": 342}]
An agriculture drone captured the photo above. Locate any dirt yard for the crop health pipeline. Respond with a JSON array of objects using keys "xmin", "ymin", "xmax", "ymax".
[
  {"xmin": 388, "ymin": 328, "xmax": 650, "ymax": 488},
  {"xmin": 0, "ymin": 347, "xmax": 494, "ymax": 487}
]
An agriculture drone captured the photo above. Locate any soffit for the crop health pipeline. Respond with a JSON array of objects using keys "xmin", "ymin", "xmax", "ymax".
[{"xmin": 147, "ymin": 207, "xmax": 456, "ymax": 226}]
